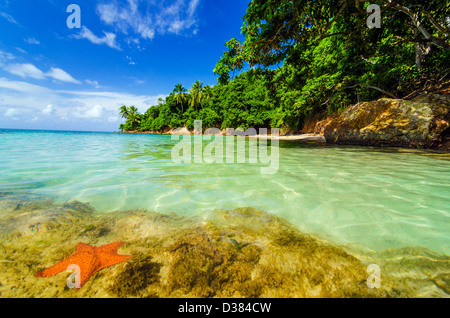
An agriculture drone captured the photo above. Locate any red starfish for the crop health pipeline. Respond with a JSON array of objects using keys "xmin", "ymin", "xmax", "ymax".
[{"xmin": 35, "ymin": 242, "xmax": 131, "ymax": 288}]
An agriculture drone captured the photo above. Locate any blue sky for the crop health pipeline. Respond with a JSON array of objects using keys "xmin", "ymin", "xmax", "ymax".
[{"xmin": 0, "ymin": 0, "xmax": 248, "ymax": 131}]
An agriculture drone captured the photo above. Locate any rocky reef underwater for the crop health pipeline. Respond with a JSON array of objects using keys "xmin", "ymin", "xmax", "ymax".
[{"xmin": 0, "ymin": 193, "xmax": 448, "ymax": 298}]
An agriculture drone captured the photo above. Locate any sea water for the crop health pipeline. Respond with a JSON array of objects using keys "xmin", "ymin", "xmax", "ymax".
[{"xmin": 0, "ymin": 129, "xmax": 448, "ymax": 255}]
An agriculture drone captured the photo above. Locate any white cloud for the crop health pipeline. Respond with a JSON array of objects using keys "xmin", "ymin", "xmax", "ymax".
[
  {"xmin": 46, "ymin": 67, "xmax": 81, "ymax": 84},
  {"xmin": 124, "ymin": 75, "xmax": 145, "ymax": 85},
  {"xmin": 0, "ymin": 50, "xmax": 15, "ymax": 68},
  {"xmin": 4, "ymin": 63, "xmax": 46, "ymax": 79},
  {"xmin": 97, "ymin": 0, "xmax": 155, "ymax": 40},
  {"xmin": 0, "ymin": 78, "xmax": 166, "ymax": 127},
  {"xmin": 74, "ymin": 105, "xmax": 104, "ymax": 119},
  {"xmin": 74, "ymin": 26, "xmax": 121, "ymax": 50},
  {"xmin": 95, "ymin": 0, "xmax": 200, "ymax": 44},
  {"xmin": 0, "ymin": 11, "xmax": 19, "ymax": 25},
  {"xmin": 0, "ymin": 77, "xmax": 44, "ymax": 94},
  {"xmin": 15, "ymin": 47, "xmax": 27, "ymax": 54},
  {"xmin": 27, "ymin": 116, "xmax": 39, "ymax": 123},
  {"xmin": 187, "ymin": 0, "xmax": 200, "ymax": 17},
  {"xmin": 125, "ymin": 56, "xmax": 136, "ymax": 65},
  {"xmin": 155, "ymin": 0, "xmax": 200, "ymax": 35},
  {"xmin": 42, "ymin": 104, "xmax": 53, "ymax": 115},
  {"xmin": 24, "ymin": 37, "xmax": 40, "ymax": 45},
  {"xmin": 0, "ymin": 50, "xmax": 15, "ymax": 61},
  {"xmin": 3, "ymin": 63, "xmax": 81, "ymax": 84},
  {"xmin": 5, "ymin": 108, "xmax": 19, "ymax": 117},
  {"xmin": 85, "ymin": 79, "xmax": 101, "ymax": 88}
]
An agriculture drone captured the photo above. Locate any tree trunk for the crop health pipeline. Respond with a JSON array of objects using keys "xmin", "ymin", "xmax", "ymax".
[
  {"xmin": 411, "ymin": 23, "xmax": 431, "ymax": 71},
  {"xmin": 415, "ymin": 42, "xmax": 424, "ymax": 71}
]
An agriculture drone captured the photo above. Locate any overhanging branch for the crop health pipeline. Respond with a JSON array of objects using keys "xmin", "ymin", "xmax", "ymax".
[{"xmin": 344, "ymin": 84, "xmax": 398, "ymax": 99}]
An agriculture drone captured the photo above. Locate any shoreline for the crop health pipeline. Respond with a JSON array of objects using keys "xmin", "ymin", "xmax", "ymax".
[
  {"xmin": 117, "ymin": 130, "xmax": 326, "ymax": 142},
  {"xmin": 246, "ymin": 134, "xmax": 326, "ymax": 141},
  {"xmin": 116, "ymin": 130, "xmax": 450, "ymax": 153}
]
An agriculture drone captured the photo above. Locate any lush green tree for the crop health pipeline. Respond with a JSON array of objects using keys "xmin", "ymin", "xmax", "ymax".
[
  {"xmin": 123, "ymin": 106, "xmax": 141, "ymax": 131},
  {"xmin": 213, "ymin": 38, "xmax": 245, "ymax": 85},
  {"xmin": 173, "ymin": 84, "xmax": 187, "ymax": 113},
  {"xmin": 241, "ymin": 0, "xmax": 450, "ymax": 68},
  {"xmin": 119, "ymin": 105, "xmax": 129, "ymax": 119},
  {"xmin": 203, "ymin": 85, "xmax": 212, "ymax": 101},
  {"xmin": 189, "ymin": 81, "xmax": 204, "ymax": 110},
  {"xmin": 120, "ymin": 0, "xmax": 449, "ymax": 134}
]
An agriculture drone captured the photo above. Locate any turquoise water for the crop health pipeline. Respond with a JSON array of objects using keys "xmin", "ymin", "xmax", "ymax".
[{"xmin": 0, "ymin": 129, "xmax": 449, "ymax": 254}]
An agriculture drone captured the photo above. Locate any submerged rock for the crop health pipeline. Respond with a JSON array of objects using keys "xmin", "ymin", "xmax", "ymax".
[
  {"xmin": 0, "ymin": 199, "xmax": 95, "ymax": 238},
  {"xmin": 0, "ymin": 203, "xmax": 448, "ymax": 298},
  {"xmin": 323, "ymin": 94, "xmax": 450, "ymax": 150}
]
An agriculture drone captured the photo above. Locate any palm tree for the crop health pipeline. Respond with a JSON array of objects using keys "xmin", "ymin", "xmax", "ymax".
[
  {"xmin": 203, "ymin": 85, "xmax": 212, "ymax": 101},
  {"xmin": 173, "ymin": 84, "xmax": 187, "ymax": 113},
  {"xmin": 128, "ymin": 113, "xmax": 141, "ymax": 130},
  {"xmin": 127, "ymin": 106, "xmax": 141, "ymax": 129},
  {"xmin": 190, "ymin": 81, "xmax": 204, "ymax": 110},
  {"xmin": 128, "ymin": 106, "xmax": 141, "ymax": 130},
  {"xmin": 119, "ymin": 105, "xmax": 129, "ymax": 119},
  {"xmin": 128, "ymin": 106, "xmax": 138, "ymax": 116}
]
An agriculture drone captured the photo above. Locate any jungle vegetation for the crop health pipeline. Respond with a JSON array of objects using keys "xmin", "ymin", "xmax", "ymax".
[{"xmin": 119, "ymin": 0, "xmax": 450, "ymax": 133}]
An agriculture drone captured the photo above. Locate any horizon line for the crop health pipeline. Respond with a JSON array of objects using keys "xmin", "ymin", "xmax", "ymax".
[{"xmin": 0, "ymin": 127, "xmax": 115, "ymax": 134}]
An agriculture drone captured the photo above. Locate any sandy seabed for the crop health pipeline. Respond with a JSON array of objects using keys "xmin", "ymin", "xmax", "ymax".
[{"xmin": 0, "ymin": 194, "xmax": 448, "ymax": 298}]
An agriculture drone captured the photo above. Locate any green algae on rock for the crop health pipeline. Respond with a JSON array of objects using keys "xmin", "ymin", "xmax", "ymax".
[{"xmin": 109, "ymin": 253, "xmax": 162, "ymax": 298}]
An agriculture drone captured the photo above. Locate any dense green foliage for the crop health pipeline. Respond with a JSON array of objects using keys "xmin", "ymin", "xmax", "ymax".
[{"xmin": 120, "ymin": 0, "xmax": 450, "ymax": 133}]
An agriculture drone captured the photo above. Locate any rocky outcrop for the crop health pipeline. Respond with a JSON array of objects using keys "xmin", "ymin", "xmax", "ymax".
[
  {"xmin": 171, "ymin": 127, "xmax": 191, "ymax": 135},
  {"xmin": 301, "ymin": 112, "xmax": 326, "ymax": 134},
  {"xmin": 322, "ymin": 94, "xmax": 450, "ymax": 150}
]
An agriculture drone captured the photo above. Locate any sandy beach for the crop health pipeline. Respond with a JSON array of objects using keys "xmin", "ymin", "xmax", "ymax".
[{"xmin": 246, "ymin": 134, "xmax": 326, "ymax": 141}]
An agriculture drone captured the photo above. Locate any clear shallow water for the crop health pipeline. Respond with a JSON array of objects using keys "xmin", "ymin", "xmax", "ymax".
[{"xmin": 0, "ymin": 129, "xmax": 449, "ymax": 254}]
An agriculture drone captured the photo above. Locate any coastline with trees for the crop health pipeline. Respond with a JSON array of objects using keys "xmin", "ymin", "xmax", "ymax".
[{"xmin": 118, "ymin": 0, "xmax": 449, "ymax": 149}]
